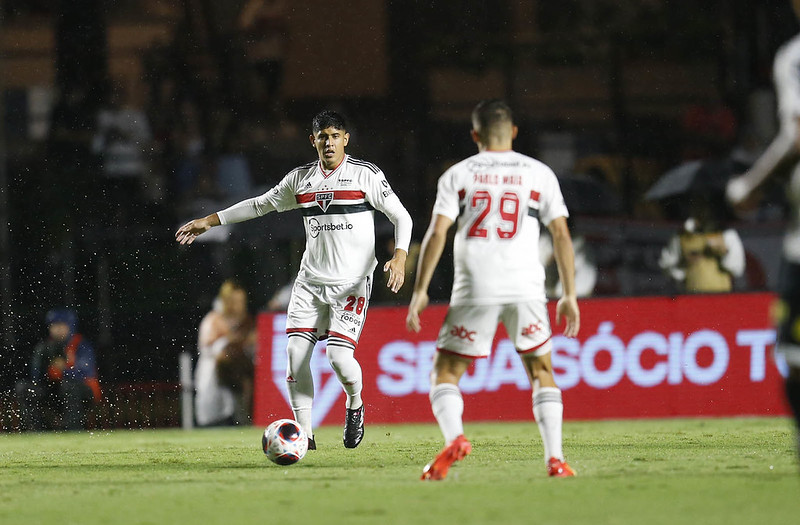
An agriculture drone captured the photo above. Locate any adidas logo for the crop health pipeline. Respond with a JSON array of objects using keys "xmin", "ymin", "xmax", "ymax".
[{"xmin": 304, "ymin": 181, "xmax": 312, "ymax": 189}]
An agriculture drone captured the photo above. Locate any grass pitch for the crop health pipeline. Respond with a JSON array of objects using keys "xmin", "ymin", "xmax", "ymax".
[{"xmin": 1, "ymin": 418, "xmax": 798, "ymax": 525}]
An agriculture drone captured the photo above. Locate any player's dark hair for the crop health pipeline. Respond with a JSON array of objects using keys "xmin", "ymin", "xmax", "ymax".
[
  {"xmin": 312, "ymin": 110, "xmax": 347, "ymax": 134},
  {"xmin": 471, "ymin": 99, "xmax": 513, "ymax": 133}
]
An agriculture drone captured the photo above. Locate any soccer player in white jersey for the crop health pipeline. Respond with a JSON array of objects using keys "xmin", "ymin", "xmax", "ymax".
[
  {"xmin": 726, "ymin": 0, "xmax": 800, "ymax": 458},
  {"xmin": 177, "ymin": 110, "xmax": 413, "ymax": 449},
  {"xmin": 406, "ymin": 100, "xmax": 580, "ymax": 480}
]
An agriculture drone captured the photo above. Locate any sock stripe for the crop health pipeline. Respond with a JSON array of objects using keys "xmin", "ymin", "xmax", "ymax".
[
  {"xmin": 327, "ymin": 336, "xmax": 356, "ymax": 352},
  {"xmin": 289, "ymin": 332, "xmax": 318, "ymax": 345},
  {"xmin": 533, "ymin": 392, "xmax": 563, "ymax": 406},
  {"xmin": 430, "ymin": 384, "xmax": 462, "ymax": 404}
]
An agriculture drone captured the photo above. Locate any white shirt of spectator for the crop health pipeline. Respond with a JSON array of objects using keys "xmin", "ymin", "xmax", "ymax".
[{"xmin": 432, "ymin": 150, "xmax": 569, "ymax": 305}]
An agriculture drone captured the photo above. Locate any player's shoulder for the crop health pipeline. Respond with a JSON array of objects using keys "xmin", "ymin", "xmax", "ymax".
[
  {"xmin": 776, "ymin": 33, "xmax": 800, "ymax": 70},
  {"xmin": 346, "ymin": 156, "xmax": 382, "ymax": 175},
  {"xmin": 507, "ymin": 151, "xmax": 555, "ymax": 173},
  {"xmin": 287, "ymin": 160, "xmax": 317, "ymax": 178}
]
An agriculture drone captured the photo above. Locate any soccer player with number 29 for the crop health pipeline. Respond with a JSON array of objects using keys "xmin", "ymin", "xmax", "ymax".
[
  {"xmin": 177, "ymin": 110, "xmax": 413, "ymax": 450},
  {"xmin": 407, "ymin": 100, "xmax": 580, "ymax": 480}
]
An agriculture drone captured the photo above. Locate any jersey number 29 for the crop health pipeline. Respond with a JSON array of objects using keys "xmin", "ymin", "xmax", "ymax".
[{"xmin": 467, "ymin": 190, "xmax": 520, "ymax": 240}]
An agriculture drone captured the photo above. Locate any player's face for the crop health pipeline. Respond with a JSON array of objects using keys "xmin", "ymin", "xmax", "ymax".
[{"xmin": 310, "ymin": 126, "xmax": 349, "ymax": 170}]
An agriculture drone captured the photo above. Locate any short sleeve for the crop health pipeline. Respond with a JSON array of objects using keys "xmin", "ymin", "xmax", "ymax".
[
  {"xmin": 538, "ymin": 168, "xmax": 569, "ymax": 226},
  {"xmin": 431, "ymin": 168, "xmax": 460, "ymax": 220}
]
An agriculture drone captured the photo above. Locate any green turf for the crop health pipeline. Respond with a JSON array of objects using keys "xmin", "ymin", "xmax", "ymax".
[{"xmin": 1, "ymin": 418, "xmax": 798, "ymax": 525}]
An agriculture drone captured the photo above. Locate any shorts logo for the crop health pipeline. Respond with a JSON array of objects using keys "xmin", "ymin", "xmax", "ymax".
[
  {"xmin": 341, "ymin": 312, "xmax": 363, "ymax": 326},
  {"xmin": 450, "ymin": 325, "xmax": 476, "ymax": 341},
  {"xmin": 316, "ymin": 192, "xmax": 334, "ymax": 212},
  {"xmin": 521, "ymin": 322, "xmax": 544, "ymax": 336}
]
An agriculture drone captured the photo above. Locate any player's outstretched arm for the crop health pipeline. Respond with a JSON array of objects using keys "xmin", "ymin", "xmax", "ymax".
[
  {"xmin": 406, "ymin": 214, "xmax": 453, "ymax": 332},
  {"xmin": 727, "ymin": 120, "xmax": 800, "ymax": 206},
  {"xmin": 548, "ymin": 216, "xmax": 580, "ymax": 338},
  {"xmin": 175, "ymin": 213, "xmax": 221, "ymax": 245}
]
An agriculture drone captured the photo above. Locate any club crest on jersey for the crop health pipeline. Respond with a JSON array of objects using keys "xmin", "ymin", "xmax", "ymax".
[{"xmin": 315, "ymin": 192, "xmax": 334, "ymax": 212}]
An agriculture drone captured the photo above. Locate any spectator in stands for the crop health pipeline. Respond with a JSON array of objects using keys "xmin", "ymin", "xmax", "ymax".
[
  {"xmin": 195, "ymin": 280, "xmax": 257, "ymax": 426},
  {"xmin": 91, "ymin": 83, "xmax": 154, "ymax": 206},
  {"xmin": 238, "ymin": 0, "xmax": 288, "ymax": 116},
  {"xmin": 658, "ymin": 201, "xmax": 745, "ymax": 293},
  {"xmin": 15, "ymin": 309, "xmax": 101, "ymax": 431},
  {"xmin": 215, "ymin": 129, "xmax": 253, "ymax": 200}
]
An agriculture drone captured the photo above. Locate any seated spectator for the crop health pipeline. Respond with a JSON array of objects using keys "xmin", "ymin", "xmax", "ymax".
[
  {"xmin": 15, "ymin": 309, "xmax": 101, "ymax": 431},
  {"xmin": 195, "ymin": 280, "xmax": 256, "ymax": 426},
  {"xmin": 659, "ymin": 215, "xmax": 745, "ymax": 293}
]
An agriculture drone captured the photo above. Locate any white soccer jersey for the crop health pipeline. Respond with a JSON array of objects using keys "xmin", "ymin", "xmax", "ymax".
[
  {"xmin": 217, "ymin": 155, "xmax": 412, "ymax": 284},
  {"xmin": 432, "ymin": 150, "xmax": 569, "ymax": 305},
  {"xmin": 774, "ymin": 34, "xmax": 800, "ymax": 262},
  {"xmin": 774, "ymin": 34, "xmax": 800, "ymax": 137}
]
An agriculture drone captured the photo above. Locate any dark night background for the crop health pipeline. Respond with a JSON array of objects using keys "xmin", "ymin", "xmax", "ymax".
[{"xmin": 1, "ymin": 0, "xmax": 797, "ymax": 398}]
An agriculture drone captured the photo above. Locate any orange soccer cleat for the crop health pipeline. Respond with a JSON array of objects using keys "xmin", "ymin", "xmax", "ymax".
[
  {"xmin": 547, "ymin": 457, "xmax": 576, "ymax": 477},
  {"xmin": 421, "ymin": 435, "xmax": 472, "ymax": 481}
]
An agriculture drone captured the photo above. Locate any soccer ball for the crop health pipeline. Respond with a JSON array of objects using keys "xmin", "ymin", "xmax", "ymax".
[{"xmin": 262, "ymin": 419, "xmax": 308, "ymax": 465}]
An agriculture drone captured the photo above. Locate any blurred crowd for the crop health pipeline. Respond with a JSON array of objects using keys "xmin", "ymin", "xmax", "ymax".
[{"xmin": 3, "ymin": 0, "xmax": 794, "ymax": 397}]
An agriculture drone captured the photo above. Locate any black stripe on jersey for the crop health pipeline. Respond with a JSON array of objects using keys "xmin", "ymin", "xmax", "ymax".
[
  {"xmin": 348, "ymin": 157, "xmax": 379, "ymax": 174},
  {"xmin": 287, "ymin": 161, "xmax": 317, "ymax": 177},
  {"xmin": 527, "ymin": 207, "xmax": 539, "ymax": 219},
  {"xmin": 300, "ymin": 203, "xmax": 375, "ymax": 216}
]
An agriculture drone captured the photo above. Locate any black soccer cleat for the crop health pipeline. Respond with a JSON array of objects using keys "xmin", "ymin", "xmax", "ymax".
[
  {"xmin": 343, "ymin": 406, "xmax": 365, "ymax": 448},
  {"xmin": 308, "ymin": 435, "xmax": 316, "ymax": 450}
]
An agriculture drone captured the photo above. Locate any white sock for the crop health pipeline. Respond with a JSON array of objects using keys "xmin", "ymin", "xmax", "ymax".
[
  {"xmin": 286, "ymin": 335, "xmax": 316, "ymax": 437},
  {"xmin": 326, "ymin": 343, "xmax": 363, "ymax": 410},
  {"xmin": 533, "ymin": 387, "xmax": 564, "ymax": 463},
  {"xmin": 430, "ymin": 383, "xmax": 464, "ymax": 444}
]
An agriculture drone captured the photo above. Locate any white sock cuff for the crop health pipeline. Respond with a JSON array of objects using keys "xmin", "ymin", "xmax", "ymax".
[
  {"xmin": 533, "ymin": 387, "xmax": 562, "ymax": 405},
  {"xmin": 429, "ymin": 383, "xmax": 462, "ymax": 403}
]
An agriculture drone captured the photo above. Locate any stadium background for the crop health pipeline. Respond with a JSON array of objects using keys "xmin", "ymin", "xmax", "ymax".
[{"xmin": 0, "ymin": 0, "xmax": 795, "ymax": 428}]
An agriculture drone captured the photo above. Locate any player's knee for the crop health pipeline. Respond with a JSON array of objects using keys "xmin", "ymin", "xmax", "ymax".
[{"xmin": 326, "ymin": 345, "xmax": 355, "ymax": 372}]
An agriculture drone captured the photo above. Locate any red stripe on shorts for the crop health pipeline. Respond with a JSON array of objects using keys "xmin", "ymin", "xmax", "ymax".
[
  {"xmin": 517, "ymin": 337, "xmax": 551, "ymax": 354},
  {"xmin": 328, "ymin": 330, "xmax": 358, "ymax": 347},
  {"xmin": 286, "ymin": 328, "xmax": 317, "ymax": 334},
  {"xmin": 436, "ymin": 347, "xmax": 488, "ymax": 360}
]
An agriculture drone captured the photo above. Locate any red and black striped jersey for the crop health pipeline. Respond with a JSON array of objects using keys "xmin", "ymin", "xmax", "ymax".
[{"xmin": 217, "ymin": 155, "xmax": 412, "ymax": 284}]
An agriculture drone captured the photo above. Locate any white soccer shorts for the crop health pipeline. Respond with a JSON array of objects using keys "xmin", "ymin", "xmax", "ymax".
[
  {"xmin": 435, "ymin": 301, "xmax": 552, "ymax": 359},
  {"xmin": 286, "ymin": 276, "xmax": 372, "ymax": 347}
]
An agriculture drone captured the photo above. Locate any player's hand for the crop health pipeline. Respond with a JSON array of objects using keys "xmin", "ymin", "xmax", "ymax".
[
  {"xmin": 556, "ymin": 295, "xmax": 580, "ymax": 338},
  {"xmin": 383, "ymin": 249, "xmax": 407, "ymax": 293},
  {"xmin": 175, "ymin": 217, "xmax": 212, "ymax": 245},
  {"xmin": 406, "ymin": 291, "xmax": 429, "ymax": 333}
]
